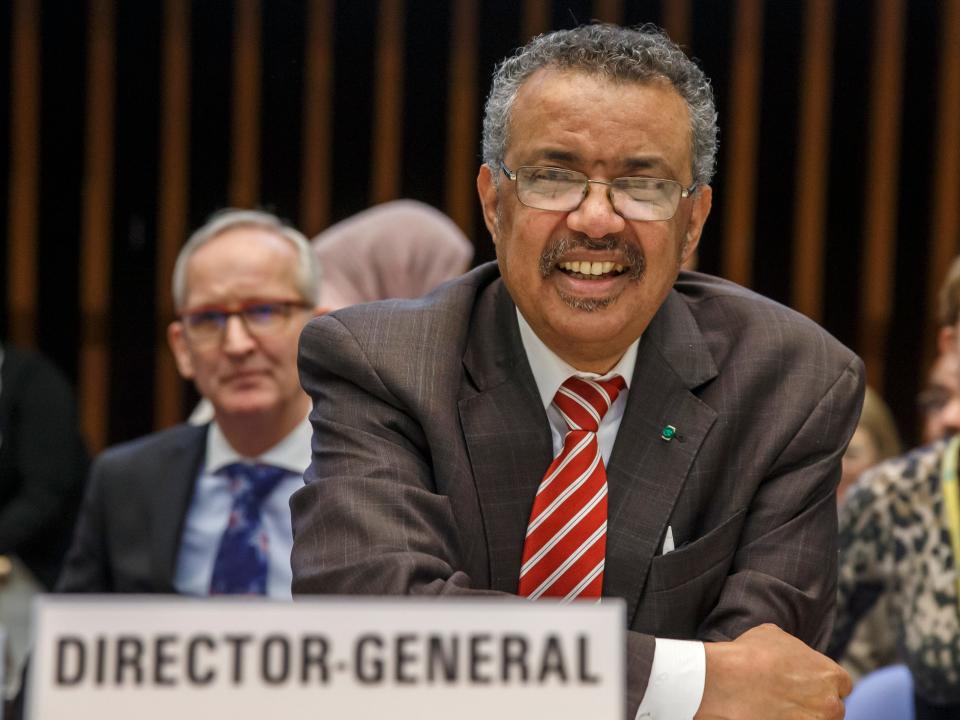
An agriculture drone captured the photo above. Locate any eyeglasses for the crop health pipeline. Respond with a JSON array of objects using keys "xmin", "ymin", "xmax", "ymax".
[
  {"xmin": 500, "ymin": 162, "xmax": 697, "ymax": 221},
  {"xmin": 179, "ymin": 300, "xmax": 311, "ymax": 345}
]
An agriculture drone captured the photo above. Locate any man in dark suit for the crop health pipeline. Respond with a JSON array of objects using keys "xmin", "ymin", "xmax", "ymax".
[
  {"xmin": 292, "ymin": 24, "xmax": 862, "ymax": 720},
  {"xmin": 0, "ymin": 343, "xmax": 88, "ymax": 591},
  {"xmin": 0, "ymin": 343, "xmax": 88, "ymax": 702},
  {"xmin": 58, "ymin": 209, "xmax": 324, "ymax": 598}
]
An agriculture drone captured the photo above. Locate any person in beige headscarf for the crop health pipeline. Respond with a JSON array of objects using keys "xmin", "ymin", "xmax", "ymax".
[
  {"xmin": 190, "ymin": 201, "xmax": 473, "ymax": 425},
  {"xmin": 312, "ymin": 199, "xmax": 474, "ymax": 310}
]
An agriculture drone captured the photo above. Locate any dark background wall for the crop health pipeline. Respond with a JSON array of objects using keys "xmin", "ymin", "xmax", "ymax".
[{"xmin": 3, "ymin": 0, "xmax": 959, "ymax": 452}]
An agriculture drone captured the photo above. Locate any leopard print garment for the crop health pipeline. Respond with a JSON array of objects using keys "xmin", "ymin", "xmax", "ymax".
[{"xmin": 828, "ymin": 440, "xmax": 960, "ymax": 704}]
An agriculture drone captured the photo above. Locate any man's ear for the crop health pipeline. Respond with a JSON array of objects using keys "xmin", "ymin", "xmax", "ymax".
[
  {"xmin": 167, "ymin": 321, "xmax": 196, "ymax": 380},
  {"xmin": 477, "ymin": 164, "xmax": 500, "ymax": 244},
  {"xmin": 681, "ymin": 185, "xmax": 712, "ymax": 265},
  {"xmin": 939, "ymin": 324, "xmax": 958, "ymax": 356}
]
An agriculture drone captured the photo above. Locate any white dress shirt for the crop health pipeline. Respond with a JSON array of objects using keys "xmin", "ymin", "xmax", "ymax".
[
  {"xmin": 174, "ymin": 418, "xmax": 311, "ymax": 599},
  {"xmin": 517, "ymin": 310, "xmax": 705, "ymax": 720}
]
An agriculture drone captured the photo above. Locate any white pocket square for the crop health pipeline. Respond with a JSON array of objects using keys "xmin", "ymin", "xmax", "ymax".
[{"xmin": 661, "ymin": 525, "xmax": 675, "ymax": 554}]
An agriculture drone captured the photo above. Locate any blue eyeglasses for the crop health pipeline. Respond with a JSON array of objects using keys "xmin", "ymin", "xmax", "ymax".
[{"xmin": 179, "ymin": 300, "xmax": 311, "ymax": 345}]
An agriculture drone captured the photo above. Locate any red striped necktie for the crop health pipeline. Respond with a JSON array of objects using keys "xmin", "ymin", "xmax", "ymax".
[{"xmin": 518, "ymin": 374, "xmax": 626, "ymax": 601}]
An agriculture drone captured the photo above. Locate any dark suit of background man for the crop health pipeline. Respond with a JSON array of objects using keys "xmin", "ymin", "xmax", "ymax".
[
  {"xmin": 292, "ymin": 25, "xmax": 864, "ymax": 720},
  {"xmin": 58, "ymin": 209, "xmax": 324, "ymax": 598}
]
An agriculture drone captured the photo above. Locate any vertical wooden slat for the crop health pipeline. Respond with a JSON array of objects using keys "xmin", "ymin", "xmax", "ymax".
[
  {"xmin": 859, "ymin": 0, "xmax": 905, "ymax": 390},
  {"xmin": 592, "ymin": 0, "xmax": 622, "ymax": 25},
  {"xmin": 229, "ymin": 0, "xmax": 261, "ymax": 208},
  {"xmin": 445, "ymin": 0, "xmax": 478, "ymax": 237},
  {"xmin": 300, "ymin": 0, "xmax": 334, "ymax": 236},
  {"xmin": 370, "ymin": 0, "xmax": 404, "ymax": 205},
  {"xmin": 791, "ymin": 0, "xmax": 834, "ymax": 322},
  {"xmin": 7, "ymin": 0, "xmax": 41, "ymax": 348},
  {"xmin": 522, "ymin": 0, "xmax": 550, "ymax": 41},
  {"xmin": 79, "ymin": 0, "xmax": 116, "ymax": 451},
  {"xmin": 721, "ymin": 0, "xmax": 763, "ymax": 287},
  {"xmin": 926, "ymin": 0, "xmax": 960, "ymax": 350},
  {"xmin": 661, "ymin": 0, "xmax": 692, "ymax": 48},
  {"xmin": 154, "ymin": 0, "xmax": 190, "ymax": 430}
]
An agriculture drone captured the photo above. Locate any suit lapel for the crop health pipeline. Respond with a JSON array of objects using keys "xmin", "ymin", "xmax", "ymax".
[
  {"xmin": 604, "ymin": 289, "xmax": 718, "ymax": 622},
  {"xmin": 459, "ymin": 281, "xmax": 553, "ymax": 593},
  {"xmin": 145, "ymin": 424, "xmax": 208, "ymax": 592},
  {"xmin": 456, "ymin": 278, "xmax": 720, "ymax": 609}
]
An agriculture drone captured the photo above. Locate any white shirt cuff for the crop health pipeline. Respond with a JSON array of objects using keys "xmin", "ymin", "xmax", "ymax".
[{"xmin": 634, "ymin": 638, "xmax": 705, "ymax": 720}]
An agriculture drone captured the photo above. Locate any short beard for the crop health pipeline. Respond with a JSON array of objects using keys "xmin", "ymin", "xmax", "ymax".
[
  {"xmin": 539, "ymin": 235, "xmax": 646, "ymax": 312},
  {"xmin": 556, "ymin": 293, "xmax": 616, "ymax": 312}
]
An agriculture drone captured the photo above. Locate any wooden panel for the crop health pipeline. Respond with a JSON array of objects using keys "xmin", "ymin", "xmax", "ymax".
[
  {"xmin": 721, "ymin": 0, "xmax": 763, "ymax": 287},
  {"xmin": 445, "ymin": 0, "xmax": 478, "ymax": 236},
  {"xmin": 661, "ymin": 0, "xmax": 691, "ymax": 48},
  {"xmin": 926, "ymin": 0, "xmax": 960, "ymax": 350},
  {"xmin": 229, "ymin": 0, "xmax": 261, "ymax": 208},
  {"xmin": 592, "ymin": 0, "xmax": 622, "ymax": 25},
  {"xmin": 522, "ymin": 0, "xmax": 550, "ymax": 41},
  {"xmin": 7, "ymin": 0, "xmax": 41, "ymax": 348},
  {"xmin": 859, "ymin": 0, "xmax": 905, "ymax": 389},
  {"xmin": 370, "ymin": 0, "xmax": 405, "ymax": 205},
  {"xmin": 154, "ymin": 0, "xmax": 190, "ymax": 430},
  {"xmin": 79, "ymin": 0, "xmax": 116, "ymax": 451},
  {"xmin": 300, "ymin": 0, "xmax": 334, "ymax": 236},
  {"xmin": 791, "ymin": 0, "xmax": 834, "ymax": 322}
]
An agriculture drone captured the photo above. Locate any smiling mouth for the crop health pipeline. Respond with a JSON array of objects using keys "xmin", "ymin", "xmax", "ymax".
[
  {"xmin": 556, "ymin": 260, "xmax": 628, "ymax": 280},
  {"xmin": 539, "ymin": 236, "xmax": 644, "ymax": 281}
]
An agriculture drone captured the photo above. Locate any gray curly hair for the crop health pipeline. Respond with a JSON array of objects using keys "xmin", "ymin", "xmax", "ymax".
[{"xmin": 481, "ymin": 23, "xmax": 718, "ymax": 188}]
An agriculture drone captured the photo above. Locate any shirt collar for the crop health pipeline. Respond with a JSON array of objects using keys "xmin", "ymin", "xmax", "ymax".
[
  {"xmin": 205, "ymin": 415, "xmax": 312, "ymax": 476},
  {"xmin": 516, "ymin": 308, "xmax": 638, "ymax": 411}
]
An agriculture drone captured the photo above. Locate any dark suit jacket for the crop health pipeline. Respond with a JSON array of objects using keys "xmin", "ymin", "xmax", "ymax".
[
  {"xmin": 291, "ymin": 262, "xmax": 864, "ymax": 715},
  {"xmin": 0, "ymin": 345, "xmax": 89, "ymax": 589},
  {"xmin": 56, "ymin": 423, "xmax": 207, "ymax": 593}
]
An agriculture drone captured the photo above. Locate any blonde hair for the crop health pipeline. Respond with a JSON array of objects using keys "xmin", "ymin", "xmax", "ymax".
[
  {"xmin": 859, "ymin": 386, "xmax": 903, "ymax": 461},
  {"xmin": 938, "ymin": 255, "xmax": 960, "ymax": 328}
]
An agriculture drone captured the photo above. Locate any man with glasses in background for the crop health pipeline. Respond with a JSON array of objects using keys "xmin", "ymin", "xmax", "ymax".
[
  {"xmin": 58, "ymin": 209, "xmax": 323, "ymax": 599},
  {"xmin": 918, "ymin": 255, "xmax": 960, "ymax": 443},
  {"xmin": 293, "ymin": 24, "xmax": 863, "ymax": 720}
]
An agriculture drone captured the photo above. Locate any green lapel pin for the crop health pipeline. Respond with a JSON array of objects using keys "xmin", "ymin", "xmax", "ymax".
[{"xmin": 660, "ymin": 425, "xmax": 677, "ymax": 442}]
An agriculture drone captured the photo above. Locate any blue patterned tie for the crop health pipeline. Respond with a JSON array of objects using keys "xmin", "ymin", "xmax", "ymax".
[{"xmin": 209, "ymin": 463, "xmax": 288, "ymax": 595}]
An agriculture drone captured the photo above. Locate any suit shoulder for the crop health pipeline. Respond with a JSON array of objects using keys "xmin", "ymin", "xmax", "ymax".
[
  {"xmin": 675, "ymin": 270, "xmax": 820, "ymax": 326},
  {"xmin": 302, "ymin": 262, "xmax": 499, "ymax": 363},
  {"xmin": 93, "ymin": 423, "xmax": 206, "ymax": 475},
  {"xmin": 1, "ymin": 345, "xmax": 74, "ymax": 394},
  {"xmin": 675, "ymin": 270, "xmax": 858, "ymax": 366},
  {"xmin": 327, "ymin": 263, "xmax": 495, "ymax": 330}
]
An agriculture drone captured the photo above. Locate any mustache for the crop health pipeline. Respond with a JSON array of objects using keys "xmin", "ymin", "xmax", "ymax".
[{"xmin": 538, "ymin": 235, "xmax": 645, "ymax": 279}]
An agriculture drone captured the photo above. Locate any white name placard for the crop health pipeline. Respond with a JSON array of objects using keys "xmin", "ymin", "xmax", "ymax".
[{"xmin": 28, "ymin": 596, "xmax": 624, "ymax": 719}]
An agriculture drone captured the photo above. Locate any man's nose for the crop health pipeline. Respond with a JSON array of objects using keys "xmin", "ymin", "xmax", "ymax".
[
  {"xmin": 222, "ymin": 314, "xmax": 256, "ymax": 354},
  {"xmin": 565, "ymin": 182, "xmax": 626, "ymax": 238}
]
